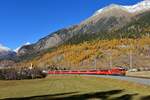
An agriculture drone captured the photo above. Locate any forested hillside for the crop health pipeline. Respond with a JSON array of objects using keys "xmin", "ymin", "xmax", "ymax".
[{"xmin": 16, "ymin": 37, "xmax": 150, "ymax": 70}]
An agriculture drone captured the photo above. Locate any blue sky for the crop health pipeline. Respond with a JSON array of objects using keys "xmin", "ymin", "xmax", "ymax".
[{"xmin": 0, "ymin": 0, "xmax": 142, "ymax": 49}]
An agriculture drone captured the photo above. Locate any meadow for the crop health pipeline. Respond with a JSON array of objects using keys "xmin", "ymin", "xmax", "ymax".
[{"xmin": 0, "ymin": 75, "xmax": 149, "ymax": 100}]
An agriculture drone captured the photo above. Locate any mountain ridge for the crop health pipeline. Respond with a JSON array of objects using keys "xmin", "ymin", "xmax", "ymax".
[
  {"xmin": 17, "ymin": 0, "xmax": 150, "ymax": 57},
  {"xmin": 93, "ymin": 0, "xmax": 150, "ymax": 16},
  {"xmin": 0, "ymin": 44, "xmax": 16, "ymax": 60}
]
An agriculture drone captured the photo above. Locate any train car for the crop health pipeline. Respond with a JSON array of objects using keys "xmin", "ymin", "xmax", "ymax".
[
  {"xmin": 109, "ymin": 68, "xmax": 126, "ymax": 76},
  {"xmin": 47, "ymin": 68, "xmax": 126, "ymax": 76}
]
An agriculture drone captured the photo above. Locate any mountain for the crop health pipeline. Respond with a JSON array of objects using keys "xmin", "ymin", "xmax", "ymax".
[
  {"xmin": 0, "ymin": 44, "xmax": 16, "ymax": 60},
  {"xmin": 14, "ymin": 42, "xmax": 31, "ymax": 53},
  {"xmin": 93, "ymin": 0, "xmax": 150, "ymax": 15},
  {"xmin": 18, "ymin": 0, "xmax": 150, "ymax": 56},
  {"xmin": 123, "ymin": 0, "xmax": 150, "ymax": 13}
]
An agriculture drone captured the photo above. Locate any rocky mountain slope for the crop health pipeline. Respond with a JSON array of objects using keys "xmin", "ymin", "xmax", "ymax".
[
  {"xmin": 18, "ymin": 0, "xmax": 150, "ymax": 56},
  {"xmin": 0, "ymin": 44, "xmax": 16, "ymax": 60}
]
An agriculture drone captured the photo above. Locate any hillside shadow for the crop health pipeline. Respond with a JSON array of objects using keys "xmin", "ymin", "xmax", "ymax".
[
  {"xmin": 141, "ymin": 95, "xmax": 150, "ymax": 100},
  {"xmin": 0, "ymin": 92, "xmax": 78, "ymax": 100},
  {"xmin": 0, "ymin": 89, "xmax": 140, "ymax": 100},
  {"xmin": 111, "ymin": 94, "xmax": 138, "ymax": 100}
]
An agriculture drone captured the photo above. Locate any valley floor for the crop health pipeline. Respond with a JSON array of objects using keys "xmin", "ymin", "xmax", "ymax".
[{"xmin": 0, "ymin": 75, "xmax": 150, "ymax": 100}]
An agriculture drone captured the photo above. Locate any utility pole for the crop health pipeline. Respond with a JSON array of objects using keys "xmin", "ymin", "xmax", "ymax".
[
  {"xmin": 108, "ymin": 49, "xmax": 113, "ymax": 68},
  {"xmin": 129, "ymin": 50, "xmax": 133, "ymax": 69},
  {"xmin": 129, "ymin": 42, "xmax": 133, "ymax": 69},
  {"xmin": 94, "ymin": 57, "xmax": 97, "ymax": 70},
  {"xmin": 109, "ymin": 53, "xmax": 112, "ymax": 68}
]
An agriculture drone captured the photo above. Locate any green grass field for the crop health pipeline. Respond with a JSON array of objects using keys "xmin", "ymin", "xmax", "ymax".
[{"xmin": 0, "ymin": 75, "xmax": 150, "ymax": 100}]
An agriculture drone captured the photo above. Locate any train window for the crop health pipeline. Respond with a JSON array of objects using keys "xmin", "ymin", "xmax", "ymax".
[
  {"xmin": 101, "ymin": 70, "xmax": 108, "ymax": 71},
  {"xmin": 80, "ymin": 71, "xmax": 87, "ymax": 72},
  {"xmin": 72, "ymin": 71, "xmax": 78, "ymax": 72},
  {"xmin": 89, "ymin": 70, "xmax": 98, "ymax": 72},
  {"xmin": 63, "ymin": 71, "xmax": 69, "ymax": 72}
]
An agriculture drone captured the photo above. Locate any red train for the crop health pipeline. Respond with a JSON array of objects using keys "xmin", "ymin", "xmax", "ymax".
[{"xmin": 48, "ymin": 68, "xmax": 126, "ymax": 76}]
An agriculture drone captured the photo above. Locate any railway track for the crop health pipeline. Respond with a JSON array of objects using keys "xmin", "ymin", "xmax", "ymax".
[{"xmin": 82, "ymin": 75, "xmax": 150, "ymax": 86}]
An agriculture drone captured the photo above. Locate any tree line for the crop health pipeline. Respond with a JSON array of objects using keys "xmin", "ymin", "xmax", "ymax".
[{"xmin": 0, "ymin": 67, "xmax": 47, "ymax": 80}]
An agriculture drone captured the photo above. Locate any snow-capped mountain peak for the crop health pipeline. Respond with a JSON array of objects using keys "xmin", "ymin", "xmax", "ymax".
[
  {"xmin": 94, "ymin": 0, "xmax": 150, "ymax": 16},
  {"xmin": 94, "ymin": 4, "xmax": 122, "ymax": 16},
  {"xmin": 0, "ymin": 44, "xmax": 11, "ymax": 52},
  {"xmin": 0, "ymin": 44, "xmax": 16, "ymax": 59},
  {"xmin": 123, "ymin": 0, "xmax": 150, "ymax": 13},
  {"xmin": 24, "ymin": 42, "xmax": 31, "ymax": 45},
  {"xmin": 14, "ymin": 42, "xmax": 31, "ymax": 52}
]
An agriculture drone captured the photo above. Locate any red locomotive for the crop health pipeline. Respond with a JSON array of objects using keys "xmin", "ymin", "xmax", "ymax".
[{"xmin": 48, "ymin": 68, "xmax": 126, "ymax": 76}]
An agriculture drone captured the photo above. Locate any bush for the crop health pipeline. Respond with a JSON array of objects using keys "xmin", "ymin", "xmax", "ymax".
[{"xmin": 0, "ymin": 67, "xmax": 47, "ymax": 80}]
